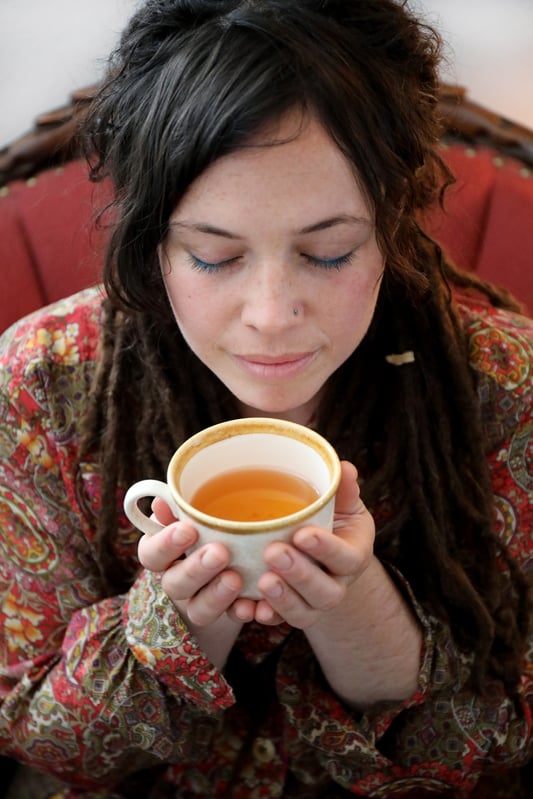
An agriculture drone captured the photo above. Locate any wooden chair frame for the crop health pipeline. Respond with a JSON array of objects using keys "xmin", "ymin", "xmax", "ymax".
[{"xmin": 1, "ymin": 83, "xmax": 533, "ymax": 188}]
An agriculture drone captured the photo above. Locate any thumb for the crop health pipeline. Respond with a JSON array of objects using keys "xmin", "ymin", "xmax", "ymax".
[
  {"xmin": 151, "ymin": 495, "xmax": 179, "ymax": 526},
  {"xmin": 334, "ymin": 460, "xmax": 366, "ymax": 519}
]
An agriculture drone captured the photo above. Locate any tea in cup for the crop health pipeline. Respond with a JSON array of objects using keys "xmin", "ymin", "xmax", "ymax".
[{"xmin": 123, "ymin": 417, "xmax": 341, "ymax": 599}]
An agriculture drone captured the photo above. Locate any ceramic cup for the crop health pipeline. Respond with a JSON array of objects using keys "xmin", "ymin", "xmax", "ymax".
[{"xmin": 123, "ymin": 417, "xmax": 341, "ymax": 599}]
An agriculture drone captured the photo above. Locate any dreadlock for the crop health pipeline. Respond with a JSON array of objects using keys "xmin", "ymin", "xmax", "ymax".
[
  {"xmin": 81, "ymin": 0, "xmax": 530, "ymax": 695},
  {"xmin": 83, "ymin": 307, "xmax": 240, "ymax": 590}
]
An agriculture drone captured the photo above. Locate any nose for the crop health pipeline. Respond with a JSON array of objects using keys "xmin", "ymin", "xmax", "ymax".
[{"xmin": 240, "ymin": 261, "xmax": 302, "ymax": 333}]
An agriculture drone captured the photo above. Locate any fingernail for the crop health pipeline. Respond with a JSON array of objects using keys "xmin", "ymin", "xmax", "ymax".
[
  {"xmin": 271, "ymin": 550, "xmax": 292, "ymax": 571},
  {"xmin": 300, "ymin": 534, "xmax": 319, "ymax": 551},
  {"xmin": 215, "ymin": 575, "xmax": 238, "ymax": 599},
  {"xmin": 201, "ymin": 547, "xmax": 225, "ymax": 570},
  {"xmin": 264, "ymin": 580, "xmax": 283, "ymax": 599},
  {"xmin": 171, "ymin": 526, "xmax": 194, "ymax": 548}
]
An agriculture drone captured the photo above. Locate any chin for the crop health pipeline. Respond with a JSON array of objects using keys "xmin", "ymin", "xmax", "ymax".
[{"xmin": 237, "ymin": 394, "xmax": 318, "ymax": 425}]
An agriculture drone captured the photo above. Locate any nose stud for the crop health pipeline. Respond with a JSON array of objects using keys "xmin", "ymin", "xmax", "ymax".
[{"xmin": 293, "ymin": 307, "xmax": 300, "ymax": 316}]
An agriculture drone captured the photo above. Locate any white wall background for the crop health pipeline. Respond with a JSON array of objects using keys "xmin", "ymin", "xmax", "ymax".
[
  {"xmin": 0, "ymin": 0, "xmax": 139, "ymax": 148},
  {"xmin": 414, "ymin": 0, "xmax": 533, "ymax": 129},
  {"xmin": 1, "ymin": 0, "xmax": 532, "ymax": 149}
]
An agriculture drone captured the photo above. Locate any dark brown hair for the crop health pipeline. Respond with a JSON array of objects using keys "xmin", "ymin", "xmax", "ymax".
[{"xmin": 83, "ymin": 0, "xmax": 529, "ymax": 693}]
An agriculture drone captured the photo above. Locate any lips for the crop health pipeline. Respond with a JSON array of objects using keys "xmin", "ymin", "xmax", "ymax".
[{"xmin": 233, "ymin": 351, "xmax": 318, "ymax": 378}]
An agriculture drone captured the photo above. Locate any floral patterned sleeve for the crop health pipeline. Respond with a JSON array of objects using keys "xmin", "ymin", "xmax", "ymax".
[
  {"xmin": 0, "ymin": 291, "xmax": 235, "ymax": 790},
  {"xmin": 275, "ymin": 301, "xmax": 533, "ymax": 797},
  {"xmin": 1, "ymin": 291, "xmax": 531, "ymax": 798}
]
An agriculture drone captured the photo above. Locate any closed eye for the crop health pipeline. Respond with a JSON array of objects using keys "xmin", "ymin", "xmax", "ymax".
[
  {"xmin": 188, "ymin": 250, "xmax": 356, "ymax": 273},
  {"xmin": 302, "ymin": 251, "xmax": 355, "ymax": 270},
  {"xmin": 187, "ymin": 254, "xmax": 239, "ymax": 273}
]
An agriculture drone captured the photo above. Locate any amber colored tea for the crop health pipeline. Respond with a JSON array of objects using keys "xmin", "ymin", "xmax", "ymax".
[{"xmin": 190, "ymin": 467, "xmax": 319, "ymax": 523}]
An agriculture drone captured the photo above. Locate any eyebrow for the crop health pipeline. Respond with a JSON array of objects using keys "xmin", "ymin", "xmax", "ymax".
[
  {"xmin": 299, "ymin": 215, "xmax": 371, "ymax": 234},
  {"xmin": 169, "ymin": 215, "xmax": 371, "ymax": 240}
]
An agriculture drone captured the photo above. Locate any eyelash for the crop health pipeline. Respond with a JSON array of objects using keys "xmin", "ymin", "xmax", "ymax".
[
  {"xmin": 188, "ymin": 254, "xmax": 236, "ymax": 273},
  {"xmin": 303, "ymin": 251, "xmax": 355, "ymax": 271},
  {"xmin": 187, "ymin": 250, "xmax": 356, "ymax": 273}
]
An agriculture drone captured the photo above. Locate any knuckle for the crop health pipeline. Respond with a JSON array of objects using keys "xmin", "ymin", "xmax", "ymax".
[
  {"xmin": 182, "ymin": 552, "xmax": 203, "ymax": 580},
  {"xmin": 187, "ymin": 606, "xmax": 208, "ymax": 626},
  {"xmin": 160, "ymin": 571, "xmax": 178, "ymax": 599},
  {"xmin": 338, "ymin": 550, "xmax": 364, "ymax": 577},
  {"xmin": 160, "ymin": 569, "xmax": 188, "ymax": 601},
  {"xmin": 187, "ymin": 599, "xmax": 217, "ymax": 627},
  {"xmin": 294, "ymin": 610, "xmax": 320, "ymax": 630},
  {"xmin": 319, "ymin": 579, "xmax": 346, "ymax": 610}
]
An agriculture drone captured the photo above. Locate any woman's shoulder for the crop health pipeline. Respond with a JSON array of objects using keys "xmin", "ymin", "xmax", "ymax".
[
  {"xmin": 0, "ymin": 287, "xmax": 104, "ymax": 372},
  {"xmin": 0, "ymin": 287, "xmax": 104, "ymax": 414},
  {"xmin": 455, "ymin": 294, "xmax": 533, "ymax": 398}
]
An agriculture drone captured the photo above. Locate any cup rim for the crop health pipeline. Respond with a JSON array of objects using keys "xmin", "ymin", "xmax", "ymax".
[{"xmin": 167, "ymin": 417, "xmax": 341, "ymax": 533}]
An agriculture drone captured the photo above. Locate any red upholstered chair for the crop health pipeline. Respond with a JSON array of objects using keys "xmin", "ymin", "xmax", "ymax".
[
  {"xmin": 0, "ymin": 83, "xmax": 532, "ymax": 335},
  {"xmin": 425, "ymin": 85, "xmax": 533, "ymax": 316},
  {"xmin": 424, "ymin": 141, "xmax": 533, "ymax": 313},
  {"xmin": 0, "ymin": 160, "xmax": 110, "ymax": 331}
]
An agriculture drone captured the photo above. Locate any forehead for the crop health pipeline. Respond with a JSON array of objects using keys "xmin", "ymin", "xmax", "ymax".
[{"xmin": 173, "ymin": 112, "xmax": 370, "ymax": 222}]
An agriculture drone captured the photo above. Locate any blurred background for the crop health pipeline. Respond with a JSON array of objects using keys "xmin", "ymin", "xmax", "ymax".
[{"xmin": 0, "ymin": 0, "xmax": 532, "ymax": 150}]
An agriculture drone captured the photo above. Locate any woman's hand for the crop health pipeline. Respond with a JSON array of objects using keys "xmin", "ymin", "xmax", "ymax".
[
  {"xmin": 137, "ymin": 497, "xmax": 245, "ymax": 625},
  {"xmin": 138, "ymin": 462, "xmax": 420, "ymax": 701},
  {"xmin": 249, "ymin": 460, "xmax": 421, "ymax": 707},
  {"xmin": 137, "ymin": 460, "xmax": 373, "ymax": 630},
  {"xmin": 235, "ymin": 460, "xmax": 375, "ymax": 627},
  {"xmin": 137, "ymin": 498, "xmax": 246, "ymax": 669}
]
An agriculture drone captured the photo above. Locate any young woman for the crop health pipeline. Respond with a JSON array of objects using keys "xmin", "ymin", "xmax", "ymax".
[{"xmin": 0, "ymin": 1, "xmax": 531, "ymax": 797}]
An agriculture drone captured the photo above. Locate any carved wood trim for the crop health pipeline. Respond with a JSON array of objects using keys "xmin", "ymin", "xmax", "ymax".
[{"xmin": 1, "ymin": 82, "xmax": 532, "ymax": 187}]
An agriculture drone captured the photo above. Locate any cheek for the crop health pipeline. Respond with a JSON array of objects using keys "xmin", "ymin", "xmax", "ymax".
[
  {"xmin": 162, "ymin": 270, "xmax": 198, "ymax": 332},
  {"xmin": 163, "ymin": 271, "xmax": 230, "ymax": 353},
  {"xmin": 322, "ymin": 264, "xmax": 383, "ymax": 329}
]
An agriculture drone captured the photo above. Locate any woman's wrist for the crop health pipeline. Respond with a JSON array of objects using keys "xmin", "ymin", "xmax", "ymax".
[
  {"xmin": 176, "ymin": 601, "xmax": 244, "ymax": 671},
  {"xmin": 304, "ymin": 556, "xmax": 423, "ymax": 709}
]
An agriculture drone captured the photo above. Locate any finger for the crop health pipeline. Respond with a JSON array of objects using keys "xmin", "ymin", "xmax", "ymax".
[
  {"xmin": 334, "ymin": 460, "xmax": 365, "ymax": 518},
  {"xmin": 262, "ymin": 541, "xmax": 347, "ymax": 608},
  {"xmin": 225, "ymin": 597, "xmax": 285, "ymax": 626},
  {"xmin": 253, "ymin": 598, "xmax": 289, "ymax": 626},
  {"xmin": 293, "ymin": 523, "xmax": 372, "ymax": 577},
  {"xmin": 185, "ymin": 569, "xmax": 243, "ymax": 627},
  {"xmin": 227, "ymin": 597, "xmax": 257, "ymax": 624},
  {"xmin": 292, "ymin": 460, "xmax": 375, "ymax": 575},
  {"xmin": 137, "ymin": 521, "xmax": 197, "ymax": 572},
  {"xmin": 257, "ymin": 570, "xmax": 320, "ymax": 629},
  {"xmin": 152, "ymin": 496, "xmax": 178, "ymax": 525},
  {"xmin": 161, "ymin": 542, "xmax": 232, "ymax": 601}
]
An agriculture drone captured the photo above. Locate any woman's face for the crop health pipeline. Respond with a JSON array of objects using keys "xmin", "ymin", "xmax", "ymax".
[{"xmin": 161, "ymin": 112, "xmax": 385, "ymax": 424}]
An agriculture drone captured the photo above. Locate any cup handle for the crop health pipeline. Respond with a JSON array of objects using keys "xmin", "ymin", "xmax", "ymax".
[{"xmin": 123, "ymin": 479, "xmax": 180, "ymax": 536}]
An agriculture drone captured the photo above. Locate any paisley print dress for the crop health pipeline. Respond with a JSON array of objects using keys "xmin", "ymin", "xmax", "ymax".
[{"xmin": 0, "ymin": 287, "xmax": 531, "ymax": 798}]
